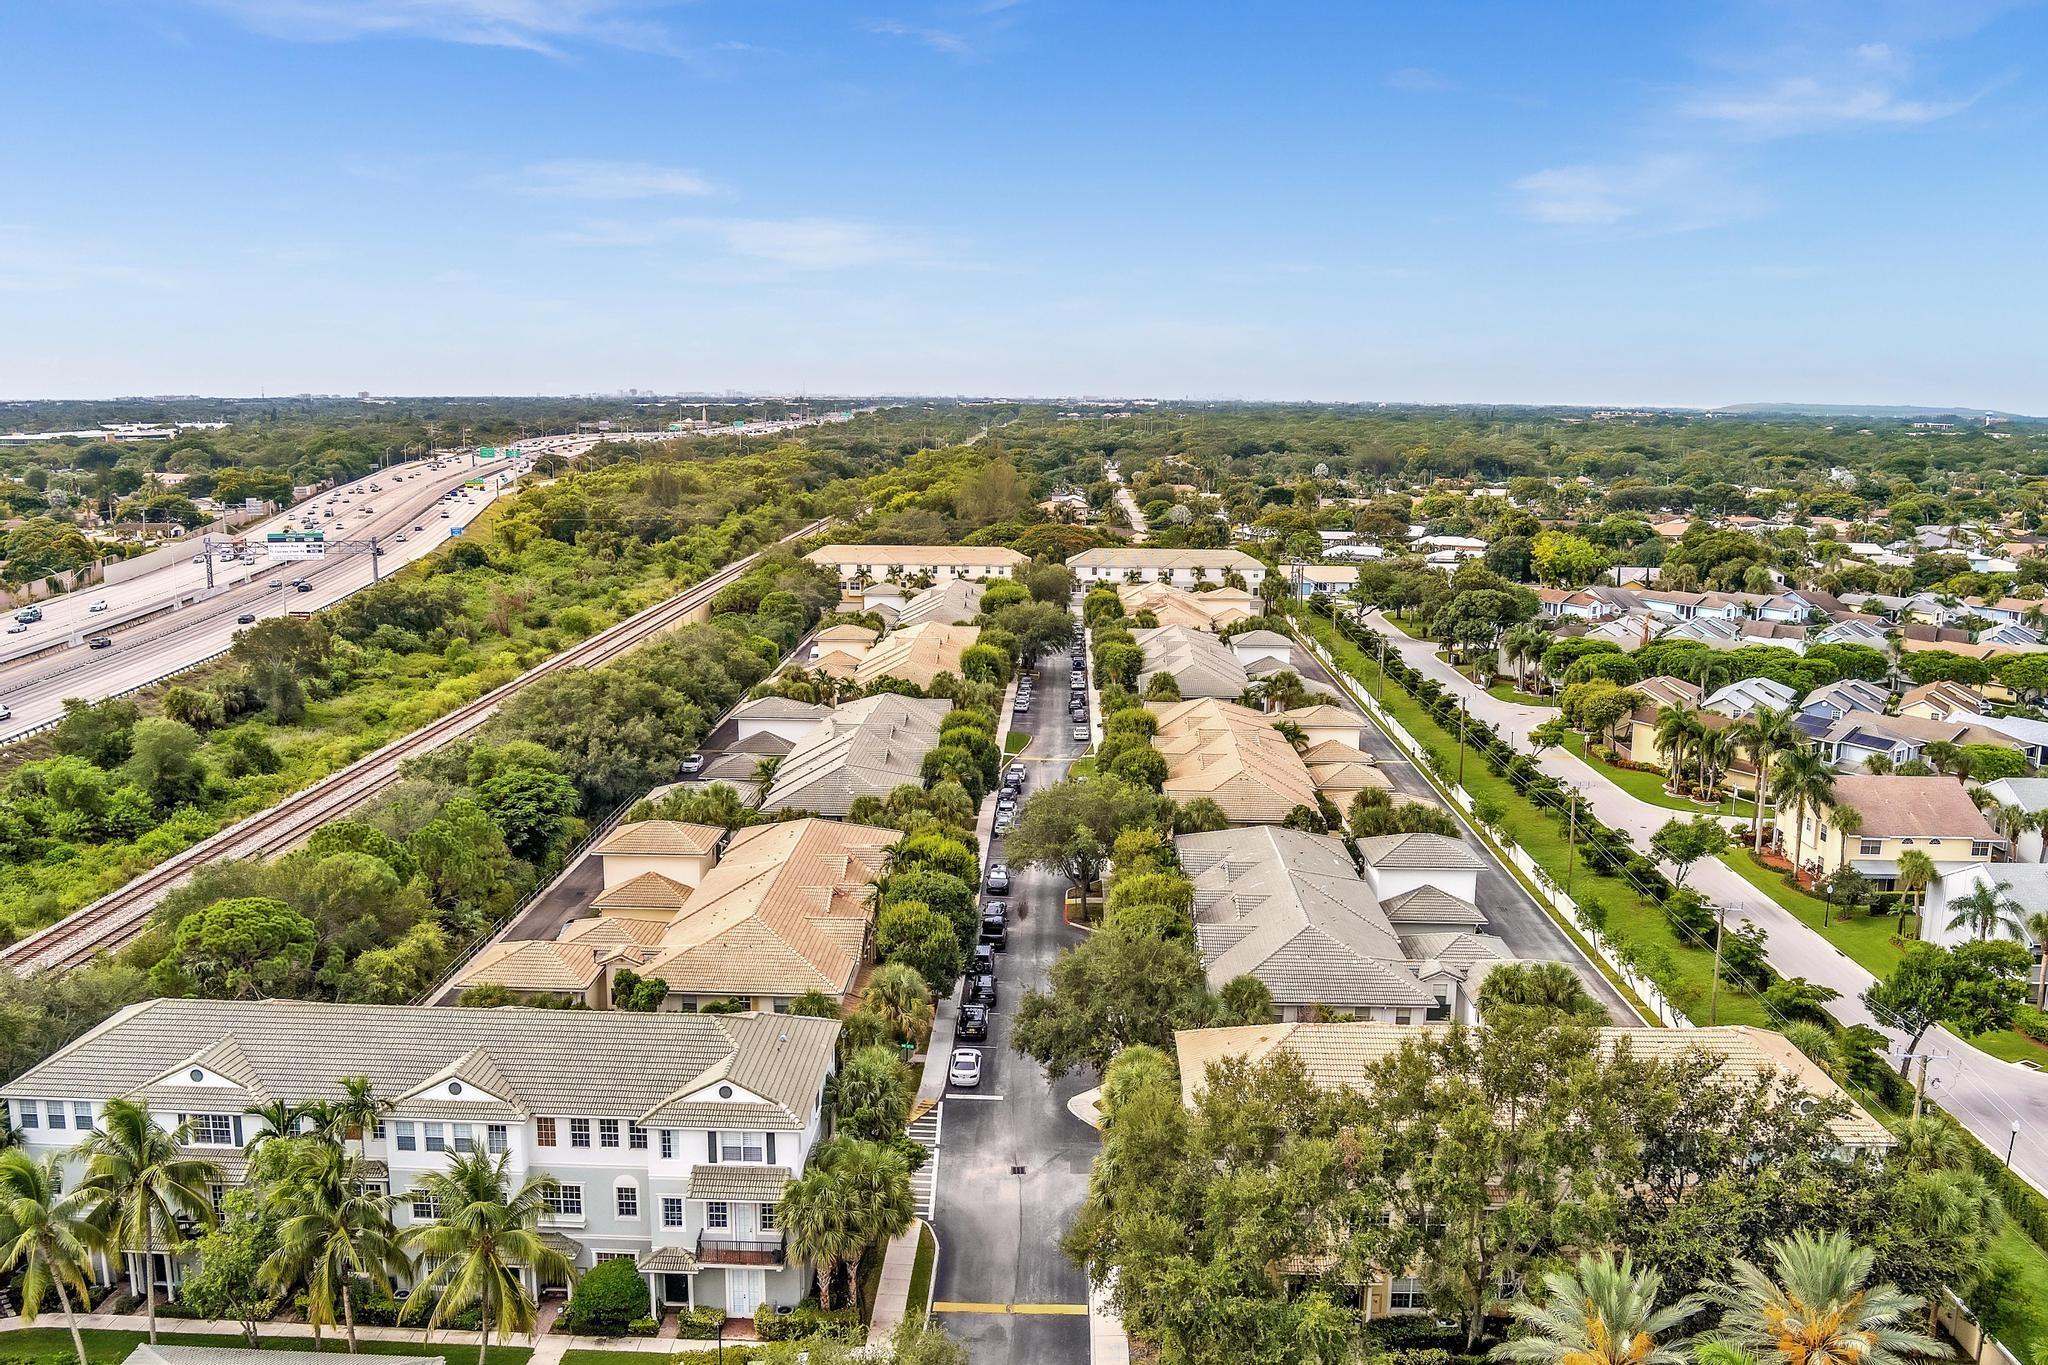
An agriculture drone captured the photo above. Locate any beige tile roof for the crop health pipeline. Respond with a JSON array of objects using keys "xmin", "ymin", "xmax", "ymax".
[
  {"xmin": 1072, "ymin": 547, "xmax": 1265, "ymax": 573},
  {"xmin": 592, "ymin": 871, "xmax": 697, "ymax": 914},
  {"xmin": 855, "ymin": 621, "xmax": 980, "ymax": 689},
  {"xmin": 1116, "ymin": 581, "xmax": 1255, "ymax": 631},
  {"xmin": 1632, "ymin": 675, "xmax": 1704, "ymax": 710},
  {"xmin": 688, "ymin": 1163, "xmax": 793, "ymax": 1202},
  {"xmin": 1833, "ymin": 774, "xmax": 1998, "ymax": 840},
  {"xmin": 895, "ymin": 579, "xmax": 986, "ymax": 628},
  {"xmin": 1173, "ymin": 1022, "xmax": 1891, "ymax": 1147},
  {"xmin": 805, "ymin": 544, "xmax": 1027, "ymax": 568},
  {"xmin": 560, "ymin": 915, "xmax": 669, "ymax": 947},
  {"xmin": 1899, "ymin": 680, "xmax": 1985, "ymax": 714},
  {"xmin": 1357, "ymin": 832, "xmax": 1484, "ymax": 870},
  {"xmin": 760, "ymin": 693, "xmax": 952, "ymax": 816},
  {"xmin": 813, "ymin": 624, "xmax": 881, "ymax": 644},
  {"xmin": 446, "ymin": 939, "xmax": 623, "ymax": 993},
  {"xmin": 1279, "ymin": 704, "xmax": 1362, "ymax": 730},
  {"xmin": 637, "ymin": 1245, "xmax": 702, "ymax": 1274},
  {"xmin": 1132, "ymin": 625, "xmax": 1249, "ymax": 699},
  {"xmin": 3, "ymin": 1000, "xmax": 841, "ymax": 1131},
  {"xmin": 1149, "ymin": 697, "xmax": 1319, "ymax": 823},
  {"xmin": 596, "ymin": 821, "xmax": 726, "ymax": 857}
]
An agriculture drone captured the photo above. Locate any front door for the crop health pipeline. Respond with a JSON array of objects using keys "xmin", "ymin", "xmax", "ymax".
[
  {"xmin": 663, "ymin": 1272, "xmax": 692, "ymax": 1307},
  {"xmin": 725, "ymin": 1268, "xmax": 764, "ymax": 1318},
  {"xmin": 730, "ymin": 1202, "xmax": 757, "ymax": 1242}
]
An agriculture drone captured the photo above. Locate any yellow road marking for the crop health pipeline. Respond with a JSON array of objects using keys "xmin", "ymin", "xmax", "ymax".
[
  {"xmin": 933, "ymin": 1301, "xmax": 1009, "ymax": 1314},
  {"xmin": 932, "ymin": 1301, "xmax": 1089, "ymax": 1316}
]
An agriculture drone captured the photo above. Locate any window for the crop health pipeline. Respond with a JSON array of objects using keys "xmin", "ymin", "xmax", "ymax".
[
  {"xmin": 596, "ymin": 1251, "xmax": 636, "ymax": 1263},
  {"xmin": 536, "ymin": 1117, "xmax": 557, "ymax": 1148},
  {"xmin": 452, "ymin": 1126, "xmax": 475, "ymax": 1154},
  {"xmin": 719, "ymin": 1131, "xmax": 765, "ymax": 1163},
  {"xmin": 1861, "ymin": 838, "xmax": 1883, "ymax": 856},
  {"xmin": 1974, "ymin": 840, "xmax": 1994, "ymax": 858},
  {"xmin": 45, "ymin": 1102, "xmax": 65, "ymax": 1130},
  {"xmin": 1390, "ymin": 1277, "xmax": 1427, "ymax": 1310},
  {"xmin": 629, "ymin": 1122, "xmax": 648, "ymax": 1151},
  {"xmin": 395, "ymin": 1121, "xmax": 417, "ymax": 1152},
  {"xmin": 73, "ymin": 1103, "xmax": 93, "ymax": 1132},
  {"xmin": 759, "ymin": 1203, "xmax": 778, "ymax": 1231},
  {"xmin": 544, "ymin": 1185, "xmax": 583, "ymax": 1217},
  {"xmin": 616, "ymin": 1186, "xmax": 639, "ymax": 1218},
  {"xmin": 599, "ymin": 1119, "xmax": 620, "ymax": 1149},
  {"xmin": 371, "ymin": 1118, "xmax": 386, "ymax": 1139},
  {"xmin": 188, "ymin": 1114, "xmax": 237, "ymax": 1146},
  {"xmin": 662, "ymin": 1197, "xmax": 685, "ymax": 1227},
  {"xmin": 424, "ymin": 1124, "xmax": 446, "ymax": 1153},
  {"xmin": 17, "ymin": 1102, "xmax": 35, "ymax": 1130},
  {"xmin": 706, "ymin": 1201, "xmax": 729, "ymax": 1230},
  {"xmin": 1394, "ymin": 1011, "xmax": 1412, "ymax": 1027},
  {"xmin": 209, "ymin": 1184, "xmax": 226, "ymax": 1215},
  {"xmin": 570, "ymin": 1118, "xmax": 591, "ymax": 1149},
  {"xmin": 411, "ymin": 1191, "xmax": 441, "ymax": 1220},
  {"xmin": 659, "ymin": 1129, "xmax": 674, "ymax": 1160},
  {"xmin": 487, "ymin": 1124, "xmax": 508, "ymax": 1154}
]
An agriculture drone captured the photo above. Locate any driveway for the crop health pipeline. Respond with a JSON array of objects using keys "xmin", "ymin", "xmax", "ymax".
[
  {"xmin": 1363, "ymin": 609, "xmax": 2048, "ymax": 1194},
  {"xmin": 930, "ymin": 624, "xmax": 1097, "ymax": 1361}
]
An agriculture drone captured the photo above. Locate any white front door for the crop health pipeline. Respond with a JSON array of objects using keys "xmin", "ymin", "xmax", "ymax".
[
  {"xmin": 725, "ymin": 1268, "xmax": 764, "ymax": 1317},
  {"xmin": 730, "ymin": 1202, "xmax": 757, "ymax": 1240}
]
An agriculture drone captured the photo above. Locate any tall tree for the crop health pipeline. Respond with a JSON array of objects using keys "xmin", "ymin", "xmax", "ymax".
[
  {"xmin": 1711, "ymin": 1232, "xmax": 1944, "ymax": 1365},
  {"xmin": 0, "ymin": 1149, "xmax": 98, "ymax": 1365},
  {"xmin": 1491, "ymin": 1251, "xmax": 1702, "ymax": 1365},
  {"xmin": 1768, "ymin": 749, "xmax": 1837, "ymax": 884},
  {"xmin": 262, "ymin": 1140, "xmax": 409, "ymax": 1353},
  {"xmin": 74, "ymin": 1098, "xmax": 223, "ymax": 1344},
  {"xmin": 400, "ymin": 1149, "xmax": 569, "ymax": 1365}
]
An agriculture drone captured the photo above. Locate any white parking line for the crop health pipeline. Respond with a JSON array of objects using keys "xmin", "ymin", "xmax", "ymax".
[{"xmin": 944, "ymin": 1093, "xmax": 1005, "ymax": 1101}]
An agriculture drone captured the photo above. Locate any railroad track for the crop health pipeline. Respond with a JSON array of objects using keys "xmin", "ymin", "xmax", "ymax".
[{"xmin": 1, "ymin": 518, "xmax": 831, "ymax": 973}]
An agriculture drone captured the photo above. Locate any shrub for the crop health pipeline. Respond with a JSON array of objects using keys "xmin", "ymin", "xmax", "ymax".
[
  {"xmin": 754, "ymin": 1302, "xmax": 861, "ymax": 1341},
  {"xmin": 564, "ymin": 1256, "xmax": 650, "ymax": 1335},
  {"xmin": 673, "ymin": 1305, "xmax": 726, "ymax": 1338}
]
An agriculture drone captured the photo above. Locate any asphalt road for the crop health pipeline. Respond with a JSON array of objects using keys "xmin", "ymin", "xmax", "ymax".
[
  {"xmin": 930, "ymin": 620, "xmax": 1096, "ymax": 1362},
  {"xmin": 1286, "ymin": 618, "xmax": 1643, "ymax": 1023}
]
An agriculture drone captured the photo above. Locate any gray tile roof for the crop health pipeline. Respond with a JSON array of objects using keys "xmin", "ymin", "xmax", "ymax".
[
  {"xmin": 1132, "ymin": 625, "xmax": 1249, "ymax": 699},
  {"xmin": 1378, "ymin": 885, "xmax": 1487, "ymax": 931},
  {"xmin": 1356, "ymin": 832, "xmax": 1484, "ymax": 870},
  {"xmin": 688, "ymin": 1163, "xmax": 792, "ymax": 1202},
  {"xmin": 2, "ymin": 1000, "xmax": 838, "ymax": 1132},
  {"xmin": 760, "ymin": 693, "xmax": 951, "ymax": 816}
]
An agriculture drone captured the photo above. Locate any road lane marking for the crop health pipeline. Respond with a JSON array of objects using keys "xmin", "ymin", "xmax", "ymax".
[
  {"xmin": 944, "ymin": 1092, "xmax": 1005, "ymax": 1100},
  {"xmin": 932, "ymin": 1302, "xmax": 1088, "ymax": 1316},
  {"xmin": 1012, "ymin": 1304, "xmax": 1089, "ymax": 1315},
  {"xmin": 933, "ymin": 1301, "xmax": 1009, "ymax": 1314}
]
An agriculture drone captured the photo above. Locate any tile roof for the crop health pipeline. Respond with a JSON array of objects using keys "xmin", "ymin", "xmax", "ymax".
[
  {"xmin": 1356, "ymin": 832, "xmax": 1484, "ymax": 870},
  {"xmin": 760, "ymin": 693, "xmax": 952, "ymax": 816},
  {"xmin": 596, "ymin": 821, "xmax": 726, "ymax": 858},
  {"xmin": 1149, "ymin": 698, "xmax": 1319, "ymax": 823},
  {"xmin": 854, "ymin": 622, "xmax": 981, "ymax": 690},
  {"xmin": 592, "ymin": 871, "xmax": 696, "ymax": 913},
  {"xmin": 1833, "ymin": 774, "xmax": 1998, "ymax": 841},
  {"xmin": 1172, "ymin": 1023, "xmax": 1891, "ymax": 1147},
  {"xmin": 1379, "ymin": 885, "xmax": 1487, "ymax": 931},
  {"xmin": 1632, "ymin": 676, "xmax": 1703, "ymax": 711},
  {"xmin": 894, "ymin": 579, "xmax": 986, "ymax": 628},
  {"xmin": 688, "ymin": 1163, "xmax": 793, "ymax": 1202},
  {"xmin": 1116, "ymin": 581, "xmax": 1255, "ymax": 630},
  {"xmin": 1230, "ymin": 629, "xmax": 1293, "ymax": 649},
  {"xmin": 126, "ymin": 1351, "xmax": 441, "ymax": 1365},
  {"xmin": 2, "ymin": 1000, "xmax": 840, "ymax": 1131},
  {"xmin": 805, "ymin": 544, "xmax": 1027, "ymax": 568},
  {"xmin": 637, "ymin": 1245, "xmax": 702, "ymax": 1274},
  {"xmin": 1071, "ymin": 547, "xmax": 1265, "ymax": 572},
  {"xmin": 1132, "ymin": 625, "xmax": 1249, "ymax": 699},
  {"xmin": 734, "ymin": 694, "xmax": 838, "ymax": 719}
]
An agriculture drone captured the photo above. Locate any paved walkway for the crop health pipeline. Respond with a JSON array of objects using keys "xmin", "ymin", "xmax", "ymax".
[
  {"xmin": 1364, "ymin": 610, "xmax": 2048, "ymax": 1193},
  {"xmin": 0, "ymin": 1309, "xmax": 730, "ymax": 1359}
]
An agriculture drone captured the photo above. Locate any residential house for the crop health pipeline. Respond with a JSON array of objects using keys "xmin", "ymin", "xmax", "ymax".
[
  {"xmin": 1963, "ymin": 596, "xmax": 2043, "ymax": 626},
  {"xmin": 1229, "ymin": 629, "xmax": 1295, "ymax": 673},
  {"xmin": 1170, "ymin": 1021, "xmax": 1892, "ymax": 1317},
  {"xmin": 1807, "ymin": 713, "xmax": 2015, "ymax": 774},
  {"xmin": 1974, "ymin": 778, "xmax": 2048, "ymax": 863},
  {"xmin": 1898, "ymin": 681, "xmax": 1986, "ymax": 722},
  {"xmin": 803, "ymin": 544, "xmax": 1026, "ymax": 586},
  {"xmin": 806, "ymin": 624, "xmax": 879, "ymax": 677},
  {"xmin": 1356, "ymin": 832, "xmax": 1483, "ymax": 904},
  {"xmin": 1132, "ymin": 625, "xmax": 1250, "ymax": 699},
  {"xmin": 893, "ymin": 579, "xmax": 986, "ymax": 629},
  {"xmin": 0, "ymin": 1000, "xmax": 842, "ymax": 1319},
  {"xmin": 851, "ymin": 621, "xmax": 980, "ymax": 691},
  {"xmin": 1180, "ymin": 826, "xmax": 1511, "ymax": 1024},
  {"xmin": 1787, "ymin": 774, "xmax": 1999, "ymax": 889},
  {"xmin": 1703, "ymin": 676, "xmax": 1798, "ymax": 719},
  {"xmin": 1979, "ymin": 622, "xmax": 2043, "ymax": 648},
  {"xmin": 1813, "ymin": 619, "xmax": 1890, "ymax": 648},
  {"xmin": 1536, "ymin": 587, "xmax": 1622, "ymax": 622},
  {"xmin": 1922, "ymin": 860, "xmax": 2048, "ymax": 950},
  {"xmin": 456, "ymin": 817, "xmax": 894, "ymax": 1013},
  {"xmin": 1798, "ymin": 679, "xmax": 1889, "ymax": 726},
  {"xmin": 1117, "ymin": 581, "xmax": 1259, "ymax": 632},
  {"xmin": 1148, "ymin": 698, "xmax": 1320, "ymax": 823},
  {"xmin": 1069, "ymin": 547, "xmax": 1267, "ymax": 591},
  {"xmin": 1634, "ymin": 675, "xmax": 1705, "ymax": 711},
  {"xmin": 759, "ymin": 693, "xmax": 951, "ymax": 815},
  {"xmin": 1638, "ymin": 590, "xmax": 1708, "ymax": 620},
  {"xmin": 1964, "ymin": 711, "xmax": 2048, "ymax": 767}
]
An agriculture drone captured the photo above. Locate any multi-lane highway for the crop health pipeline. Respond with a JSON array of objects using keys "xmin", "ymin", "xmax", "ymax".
[{"xmin": 0, "ymin": 454, "xmax": 519, "ymax": 741}]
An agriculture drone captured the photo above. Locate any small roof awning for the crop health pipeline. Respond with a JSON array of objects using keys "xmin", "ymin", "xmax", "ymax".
[
  {"xmin": 637, "ymin": 1244, "xmax": 702, "ymax": 1274},
  {"xmin": 1851, "ymin": 859, "xmax": 1901, "ymax": 878},
  {"xmin": 687, "ymin": 1164, "xmax": 791, "ymax": 1203}
]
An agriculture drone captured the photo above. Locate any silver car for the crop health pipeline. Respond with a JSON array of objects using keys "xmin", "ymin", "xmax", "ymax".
[{"xmin": 948, "ymin": 1049, "xmax": 983, "ymax": 1089}]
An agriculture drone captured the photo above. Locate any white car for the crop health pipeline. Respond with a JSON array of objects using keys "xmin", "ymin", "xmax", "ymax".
[
  {"xmin": 948, "ymin": 1049, "xmax": 982, "ymax": 1089},
  {"xmin": 88, "ymin": 600, "xmax": 108, "ymax": 613}
]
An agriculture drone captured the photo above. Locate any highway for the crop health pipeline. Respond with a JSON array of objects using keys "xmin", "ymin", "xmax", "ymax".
[
  {"xmin": 0, "ymin": 410, "xmax": 861, "ymax": 743},
  {"xmin": 0, "ymin": 517, "xmax": 832, "ymax": 973}
]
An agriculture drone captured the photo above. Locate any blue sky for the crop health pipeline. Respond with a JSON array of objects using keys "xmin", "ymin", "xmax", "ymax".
[{"xmin": 3, "ymin": 1, "xmax": 2045, "ymax": 408}]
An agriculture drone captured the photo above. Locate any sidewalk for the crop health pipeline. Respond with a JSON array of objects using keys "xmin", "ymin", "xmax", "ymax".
[
  {"xmin": 1364, "ymin": 609, "xmax": 2048, "ymax": 1194},
  {"xmin": 0, "ymin": 1309, "xmax": 732, "ymax": 1360}
]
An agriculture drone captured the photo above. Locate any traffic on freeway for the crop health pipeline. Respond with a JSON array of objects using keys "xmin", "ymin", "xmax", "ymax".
[{"xmin": 0, "ymin": 452, "xmax": 520, "ymax": 742}]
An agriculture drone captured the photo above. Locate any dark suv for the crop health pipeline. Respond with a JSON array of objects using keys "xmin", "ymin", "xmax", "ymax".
[
  {"xmin": 966, "ymin": 973, "xmax": 998, "ymax": 1006},
  {"xmin": 956, "ymin": 1004, "xmax": 989, "ymax": 1042},
  {"xmin": 980, "ymin": 912, "xmax": 1008, "ymax": 950}
]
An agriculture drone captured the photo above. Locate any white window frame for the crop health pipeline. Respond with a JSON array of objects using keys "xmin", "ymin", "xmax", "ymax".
[
  {"xmin": 706, "ymin": 1201, "xmax": 729, "ymax": 1230},
  {"xmin": 616, "ymin": 1185, "xmax": 639, "ymax": 1219},
  {"xmin": 544, "ymin": 1185, "xmax": 584, "ymax": 1217},
  {"xmin": 719, "ymin": 1131, "xmax": 765, "ymax": 1163},
  {"xmin": 569, "ymin": 1118, "xmax": 591, "ymax": 1149},
  {"xmin": 662, "ymin": 1196, "xmax": 685, "ymax": 1228}
]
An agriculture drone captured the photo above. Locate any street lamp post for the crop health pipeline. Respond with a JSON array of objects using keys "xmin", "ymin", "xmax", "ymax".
[{"xmin": 2008, "ymin": 1120, "xmax": 2021, "ymax": 1167}]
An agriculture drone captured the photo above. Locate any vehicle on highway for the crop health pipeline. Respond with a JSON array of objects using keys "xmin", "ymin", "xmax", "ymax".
[
  {"xmin": 966, "ymin": 973, "xmax": 998, "ymax": 1006},
  {"xmin": 414, "ymin": 524, "xmax": 424, "ymax": 532},
  {"xmin": 5, "ymin": 623, "xmax": 25, "ymax": 634},
  {"xmin": 0, "ymin": 704, "xmax": 11, "ymax": 721},
  {"xmin": 985, "ymin": 864, "xmax": 1010, "ymax": 895},
  {"xmin": 949, "ymin": 1049, "xmax": 983, "ymax": 1089},
  {"xmin": 980, "ymin": 911, "xmax": 1008, "ymax": 950},
  {"xmin": 971, "ymin": 943, "xmax": 996, "ymax": 976},
  {"xmin": 87, "ymin": 636, "xmax": 112, "ymax": 649},
  {"xmin": 295, "ymin": 582, "xmax": 313, "ymax": 593},
  {"xmin": 236, "ymin": 613, "xmax": 257, "ymax": 624},
  {"xmin": 680, "ymin": 753, "xmax": 706, "ymax": 776},
  {"xmin": 14, "ymin": 607, "xmax": 42, "ymax": 623},
  {"xmin": 1073, "ymin": 724, "xmax": 1089, "ymax": 741},
  {"xmin": 441, "ymin": 510, "xmax": 451, "ymax": 518},
  {"xmin": 87, "ymin": 600, "xmax": 108, "ymax": 613},
  {"xmin": 956, "ymin": 1005, "xmax": 989, "ymax": 1042},
  {"xmin": 268, "ymin": 579, "xmax": 282, "ymax": 588},
  {"xmin": 395, "ymin": 534, "xmax": 407, "ymax": 542}
]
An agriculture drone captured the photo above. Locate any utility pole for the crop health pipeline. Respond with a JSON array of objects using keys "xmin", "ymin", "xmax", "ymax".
[
  {"xmin": 201, "ymin": 535, "xmax": 215, "ymax": 590},
  {"xmin": 369, "ymin": 536, "xmax": 384, "ymax": 581},
  {"xmin": 1708, "ymin": 902, "xmax": 1727, "ymax": 1025},
  {"xmin": 1457, "ymin": 705, "xmax": 1467, "ymax": 788},
  {"xmin": 1565, "ymin": 792, "xmax": 1578, "ymax": 902}
]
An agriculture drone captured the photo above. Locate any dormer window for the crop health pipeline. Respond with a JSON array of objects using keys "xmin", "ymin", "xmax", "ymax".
[{"xmin": 448, "ymin": 1081, "xmax": 464, "ymax": 1096}]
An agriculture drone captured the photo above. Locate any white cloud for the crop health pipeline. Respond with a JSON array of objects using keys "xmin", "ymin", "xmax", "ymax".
[
  {"xmin": 0, "ymin": 226, "xmax": 178, "ymax": 291},
  {"xmin": 1681, "ymin": 75, "xmax": 1968, "ymax": 136},
  {"xmin": 555, "ymin": 215, "xmax": 970, "ymax": 272},
  {"xmin": 1386, "ymin": 66, "xmax": 1455, "ymax": 94},
  {"xmin": 861, "ymin": 17, "xmax": 973, "ymax": 56},
  {"xmin": 195, "ymin": 0, "xmax": 679, "ymax": 57},
  {"xmin": 1513, "ymin": 154, "xmax": 1766, "ymax": 232},
  {"xmin": 499, "ymin": 160, "xmax": 718, "ymax": 199}
]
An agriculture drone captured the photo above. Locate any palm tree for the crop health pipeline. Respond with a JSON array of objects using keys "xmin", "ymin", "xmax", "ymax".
[
  {"xmin": 243, "ymin": 1099, "xmax": 311, "ymax": 1156},
  {"xmin": 1894, "ymin": 849, "xmax": 1937, "ymax": 938},
  {"xmin": 2027, "ymin": 909, "xmax": 2048, "ymax": 1008},
  {"xmin": 1769, "ymin": 749, "xmax": 1837, "ymax": 887},
  {"xmin": 1492, "ymin": 1250, "xmax": 1703, "ymax": 1365},
  {"xmin": 1502, "ymin": 623, "xmax": 1549, "ymax": 694},
  {"xmin": 1654, "ymin": 706, "xmax": 1705, "ymax": 797},
  {"xmin": 1923, "ymin": 740, "xmax": 1970, "ymax": 779},
  {"xmin": 263, "ymin": 1141, "xmax": 410, "ymax": 1353},
  {"xmin": 1827, "ymin": 806, "xmax": 1864, "ymax": 864},
  {"xmin": 861, "ymin": 961, "xmax": 935, "ymax": 1046},
  {"xmin": 1695, "ymin": 726, "xmax": 1731, "ymax": 804},
  {"xmin": 400, "ymin": 1149, "xmax": 569, "ymax": 1365},
  {"xmin": 0, "ymin": 1150, "xmax": 98, "ymax": 1365},
  {"xmin": 1711, "ymin": 1232, "xmax": 1944, "ymax": 1365},
  {"xmin": 1992, "ymin": 802, "xmax": 2033, "ymax": 858},
  {"xmin": 1862, "ymin": 753, "xmax": 1895, "ymax": 776},
  {"xmin": 74, "ymin": 1098, "xmax": 222, "ymax": 1344},
  {"xmin": 1736, "ymin": 706, "xmax": 1797, "ymax": 850},
  {"xmin": 820, "ymin": 1139, "xmax": 916, "ymax": 1319},
  {"xmin": 1946, "ymin": 878, "xmax": 2024, "ymax": 942},
  {"xmin": 778, "ymin": 1157, "xmax": 860, "ymax": 1310},
  {"xmin": 329, "ymin": 1075, "xmax": 387, "ymax": 1172}
]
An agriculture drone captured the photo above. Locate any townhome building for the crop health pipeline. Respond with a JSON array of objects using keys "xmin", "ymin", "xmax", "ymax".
[
  {"xmin": 803, "ymin": 544, "xmax": 1026, "ymax": 586},
  {"xmin": 1797, "ymin": 678, "xmax": 1890, "ymax": 728},
  {"xmin": 0, "ymin": 1000, "xmax": 841, "ymax": 1320},
  {"xmin": 1806, "ymin": 713, "xmax": 2016, "ymax": 774},
  {"xmin": 1786, "ymin": 774, "xmax": 2000, "ymax": 889},
  {"xmin": 1702, "ymin": 676, "xmax": 1798, "ymax": 720},
  {"xmin": 759, "ymin": 693, "xmax": 952, "ymax": 815},
  {"xmin": 1898, "ymin": 680, "xmax": 1987, "ymax": 722},
  {"xmin": 1116, "ymin": 581, "xmax": 1259, "ymax": 632},
  {"xmin": 1068, "ymin": 547, "xmax": 1267, "ymax": 591},
  {"xmin": 1131, "ymin": 625, "xmax": 1249, "ymax": 699}
]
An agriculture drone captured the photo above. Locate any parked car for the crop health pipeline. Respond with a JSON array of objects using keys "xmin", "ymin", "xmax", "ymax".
[
  {"xmin": 87, "ymin": 636, "xmax": 112, "ymax": 649},
  {"xmin": 1005, "ymin": 763, "xmax": 1026, "ymax": 785},
  {"xmin": 956, "ymin": 1006, "xmax": 989, "ymax": 1043},
  {"xmin": 985, "ymin": 864, "xmax": 1010, "ymax": 895},
  {"xmin": 949, "ymin": 1049, "xmax": 983, "ymax": 1089},
  {"xmin": 679, "ymin": 753, "xmax": 706, "ymax": 776},
  {"xmin": 971, "ymin": 944, "xmax": 996, "ymax": 976},
  {"xmin": 994, "ymin": 813, "xmax": 1013, "ymax": 836},
  {"xmin": 980, "ymin": 913, "xmax": 1008, "ymax": 950},
  {"xmin": 1072, "ymin": 724, "xmax": 1089, "ymax": 741},
  {"xmin": 966, "ymin": 973, "xmax": 998, "ymax": 1006},
  {"xmin": 236, "ymin": 613, "xmax": 257, "ymax": 624}
]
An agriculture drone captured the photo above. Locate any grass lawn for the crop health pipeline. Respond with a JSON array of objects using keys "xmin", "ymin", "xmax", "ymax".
[
  {"xmin": 0, "ymin": 1329, "xmax": 532, "ymax": 1363},
  {"xmin": 1984, "ymin": 1223, "xmax": 2048, "ymax": 1363},
  {"xmin": 908, "ymin": 1221, "xmax": 938, "ymax": 1324},
  {"xmin": 1382, "ymin": 613, "xmax": 1430, "ymax": 639},
  {"xmin": 1969, "ymin": 1027, "xmax": 2048, "ymax": 1065},
  {"xmin": 1560, "ymin": 735, "xmax": 1756, "ymax": 817},
  {"xmin": 1719, "ymin": 848, "xmax": 1906, "ymax": 979},
  {"xmin": 1004, "ymin": 730, "xmax": 1032, "ymax": 754},
  {"xmin": 1486, "ymin": 681, "xmax": 1558, "ymax": 707},
  {"xmin": 1295, "ymin": 613, "xmax": 1757, "ymax": 1028}
]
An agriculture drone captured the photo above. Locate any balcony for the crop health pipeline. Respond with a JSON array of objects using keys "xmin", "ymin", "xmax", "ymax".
[{"xmin": 696, "ymin": 1231, "xmax": 785, "ymax": 1267}]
